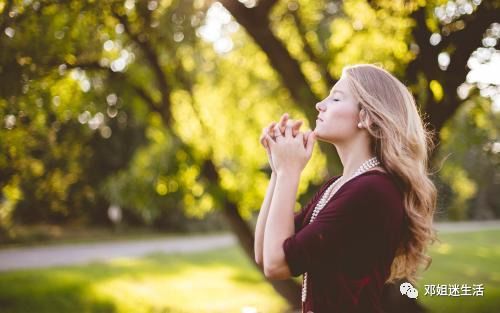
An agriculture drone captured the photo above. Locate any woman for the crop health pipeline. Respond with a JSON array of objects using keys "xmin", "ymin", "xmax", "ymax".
[{"xmin": 254, "ymin": 64, "xmax": 437, "ymax": 313}]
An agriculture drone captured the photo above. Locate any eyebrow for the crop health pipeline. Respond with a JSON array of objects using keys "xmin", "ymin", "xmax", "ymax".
[{"xmin": 329, "ymin": 89, "xmax": 345, "ymax": 96}]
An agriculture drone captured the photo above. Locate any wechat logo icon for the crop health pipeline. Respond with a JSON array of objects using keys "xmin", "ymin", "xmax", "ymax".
[{"xmin": 400, "ymin": 282, "xmax": 419, "ymax": 299}]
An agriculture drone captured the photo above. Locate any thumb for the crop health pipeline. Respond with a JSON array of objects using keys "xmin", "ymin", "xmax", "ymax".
[
  {"xmin": 303, "ymin": 130, "xmax": 311, "ymax": 147},
  {"xmin": 264, "ymin": 133, "xmax": 275, "ymax": 148},
  {"xmin": 260, "ymin": 133, "xmax": 267, "ymax": 149},
  {"xmin": 305, "ymin": 131, "xmax": 316, "ymax": 156}
]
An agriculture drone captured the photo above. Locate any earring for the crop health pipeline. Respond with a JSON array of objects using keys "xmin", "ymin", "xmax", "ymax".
[{"xmin": 357, "ymin": 122, "xmax": 363, "ymax": 128}]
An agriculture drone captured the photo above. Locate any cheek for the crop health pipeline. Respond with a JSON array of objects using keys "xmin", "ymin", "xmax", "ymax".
[
  {"xmin": 316, "ymin": 105, "xmax": 359, "ymax": 140},
  {"xmin": 329, "ymin": 106, "xmax": 358, "ymax": 128}
]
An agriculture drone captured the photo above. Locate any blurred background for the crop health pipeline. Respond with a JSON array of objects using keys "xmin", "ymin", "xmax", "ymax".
[{"xmin": 0, "ymin": 0, "xmax": 499, "ymax": 312}]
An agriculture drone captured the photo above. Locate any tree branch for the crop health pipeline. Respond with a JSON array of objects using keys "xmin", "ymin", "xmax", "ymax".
[
  {"xmin": 0, "ymin": 0, "xmax": 63, "ymax": 45},
  {"xmin": 406, "ymin": 2, "xmax": 499, "ymax": 156},
  {"xmin": 290, "ymin": 9, "xmax": 336, "ymax": 87},
  {"xmin": 406, "ymin": 6, "xmax": 440, "ymax": 84},
  {"xmin": 430, "ymin": 3, "xmax": 499, "ymax": 133},
  {"xmin": 219, "ymin": 0, "xmax": 319, "ymax": 123},
  {"xmin": 257, "ymin": 0, "xmax": 279, "ymax": 16},
  {"xmin": 436, "ymin": 3, "xmax": 499, "ymax": 52},
  {"xmin": 111, "ymin": 9, "xmax": 172, "ymax": 125},
  {"xmin": 66, "ymin": 61, "xmax": 162, "ymax": 116},
  {"xmin": 0, "ymin": 0, "xmax": 14, "ymax": 35}
]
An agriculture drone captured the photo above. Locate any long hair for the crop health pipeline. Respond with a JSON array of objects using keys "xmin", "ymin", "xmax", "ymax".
[{"xmin": 342, "ymin": 64, "xmax": 437, "ymax": 285}]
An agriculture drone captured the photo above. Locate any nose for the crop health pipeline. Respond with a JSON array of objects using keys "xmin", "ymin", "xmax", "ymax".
[{"xmin": 315, "ymin": 101, "xmax": 325, "ymax": 112}]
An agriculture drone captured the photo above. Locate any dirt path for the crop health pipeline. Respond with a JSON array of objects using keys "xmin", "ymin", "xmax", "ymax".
[
  {"xmin": 0, "ymin": 233, "xmax": 236, "ymax": 271},
  {"xmin": 1, "ymin": 220, "xmax": 499, "ymax": 272},
  {"xmin": 435, "ymin": 219, "xmax": 500, "ymax": 233}
]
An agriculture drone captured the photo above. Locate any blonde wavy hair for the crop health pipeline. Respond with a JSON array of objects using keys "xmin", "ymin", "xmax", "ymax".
[{"xmin": 342, "ymin": 64, "xmax": 437, "ymax": 285}]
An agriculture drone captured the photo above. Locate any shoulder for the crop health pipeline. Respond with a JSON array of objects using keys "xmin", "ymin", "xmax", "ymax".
[
  {"xmin": 345, "ymin": 171, "xmax": 402, "ymax": 198},
  {"xmin": 330, "ymin": 171, "xmax": 404, "ymax": 215},
  {"xmin": 349, "ymin": 171, "xmax": 405, "ymax": 220}
]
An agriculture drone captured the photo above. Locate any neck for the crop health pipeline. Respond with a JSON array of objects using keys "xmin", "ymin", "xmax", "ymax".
[{"xmin": 335, "ymin": 140, "xmax": 374, "ymax": 178}]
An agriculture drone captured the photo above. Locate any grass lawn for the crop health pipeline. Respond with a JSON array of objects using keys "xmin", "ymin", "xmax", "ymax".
[
  {"xmin": 417, "ymin": 229, "xmax": 500, "ymax": 313},
  {"xmin": 0, "ymin": 229, "xmax": 499, "ymax": 313},
  {"xmin": 0, "ymin": 244, "xmax": 289, "ymax": 313}
]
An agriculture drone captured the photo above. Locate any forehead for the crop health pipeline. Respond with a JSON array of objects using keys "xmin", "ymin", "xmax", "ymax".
[{"xmin": 329, "ymin": 78, "xmax": 349, "ymax": 95}]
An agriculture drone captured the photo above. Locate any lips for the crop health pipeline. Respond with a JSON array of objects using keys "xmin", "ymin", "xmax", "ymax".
[{"xmin": 317, "ymin": 117, "xmax": 323, "ymax": 122}]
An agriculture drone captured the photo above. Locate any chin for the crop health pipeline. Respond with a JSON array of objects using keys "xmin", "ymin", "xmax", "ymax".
[
  {"xmin": 314, "ymin": 130, "xmax": 339, "ymax": 144},
  {"xmin": 313, "ymin": 129, "xmax": 323, "ymax": 141}
]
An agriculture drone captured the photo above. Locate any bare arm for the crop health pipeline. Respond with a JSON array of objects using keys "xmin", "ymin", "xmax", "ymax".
[
  {"xmin": 262, "ymin": 171, "xmax": 299, "ymax": 279},
  {"xmin": 254, "ymin": 171, "xmax": 277, "ymax": 266},
  {"xmin": 254, "ymin": 114, "xmax": 302, "ymax": 267},
  {"xmin": 260, "ymin": 118, "xmax": 316, "ymax": 280}
]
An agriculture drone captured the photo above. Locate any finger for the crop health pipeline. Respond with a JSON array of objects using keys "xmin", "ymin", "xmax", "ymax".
[
  {"xmin": 291, "ymin": 120, "xmax": 303, "ymax": 137},
  {"xmin": 260, "ymin": 135, "xmax": 266, "ymax": 148},
  {"xmin": 264, "ymin": 133, "xmax": 276, "ymax": 147},
  {"xmin": 261, "ymin": 126, "xmax": 272, "ymax": 148},
  {"xmin": 266, "ymin": 122, "xmax": 277, "ymax": 138},
  {"xmin": 266, "ymin": 121, "xmax": 277, "ymax": 132},
  {"xmin": 278, "ymin": 113, "xmax": 288, "ymax": 127},
  {"xmin": 266, "ymin": 145, "xmax": 272, "ymax": 157},
  {"xmin": 296, "ymin": 131, "xmax": 305, "ymax": 146},
  {"xmin": 285, "ymin": 119, "xmax": 300, "ymax": 129},
  {"xmin": 270, "ymin": 123, "xmax": 285, "ymax": 141},
  {"xmin": 260, "ymin": 128, "xmax": 267, "ymax": 147},
  {"xmin": 291, "ymin": 119, "xmax": 302, "ymax": 129},
  {"xmin": 285, "ymin": 122, "xmax": 292, "ymax": 137},
  {"xmin": 264, "ymin": 124, "xmax": 272, "ymax": 142},
  {"xmin": 303, "ymin": 130, "xmax": 311, "ymax": 146},
  {"xmin": 262, "ymin": 136, "xmax": 268, "ymax": 149},
  {"xmin": 305, "ymin": 131, "xmax": 316, "ymax": 156},
  {"xmin": 273, "ymin": 123, "xmax": 282, "ymax": 138},
  {"xmin": 285, "ymin": 119, "xmax": 294, "ymax": 134},
  {"xmin": 279, "ymin": 113, "xmax": 289, "ymax": 134}
]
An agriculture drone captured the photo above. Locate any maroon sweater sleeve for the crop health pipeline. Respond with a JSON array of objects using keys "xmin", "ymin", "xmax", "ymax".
[{"xmin": 283, "ymin": 173, "xmax": 404, "ymax": 277}]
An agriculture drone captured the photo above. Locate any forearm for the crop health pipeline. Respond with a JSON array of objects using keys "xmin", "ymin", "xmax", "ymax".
[
  {"xmin": 263, "ymin": 171, "xmax": 300, "ymax": 272},
  {"xmin": 254, "ymin": 171, "xmax": 277, "ymax": 265}
]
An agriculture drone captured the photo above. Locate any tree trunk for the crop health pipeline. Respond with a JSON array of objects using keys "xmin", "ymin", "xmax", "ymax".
[
  {"xmin": 198, "ymin": 157, "xmax": 302, "ymax": 310},
  {"xmin": 221, "ymin": 198, "xmax": 302, "ymax": 311}
]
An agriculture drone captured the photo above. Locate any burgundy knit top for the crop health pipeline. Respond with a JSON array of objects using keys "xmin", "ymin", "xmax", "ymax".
[{"xmin": 283, "ymin": 170, "xmax": 406, "ymax": 313}]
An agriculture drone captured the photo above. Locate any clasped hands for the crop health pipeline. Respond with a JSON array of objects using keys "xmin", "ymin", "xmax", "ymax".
[{"xmin": 259, "ymin": 113, "xmax": 316, "ymax": 176}]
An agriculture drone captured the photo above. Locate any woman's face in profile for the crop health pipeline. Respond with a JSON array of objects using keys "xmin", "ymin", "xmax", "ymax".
[{"xmin": 314, "ymin": 77, "xmax": 361, "ymax": 144}]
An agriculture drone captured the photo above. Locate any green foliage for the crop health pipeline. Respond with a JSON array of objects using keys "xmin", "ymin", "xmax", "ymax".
[
  {"xmin": 327, "ymin": 0, "xmax": 416, "ymax": 75},
  {"xmin": 0, "ymin": 1, "xmax": 147, "ymax": 232},
  {"xmin": 0, "ymin": 0, "xmax": 498, "ymax": 233},
  {"xmin": 437, "ymin": 95, "xmax": 500, "ymax": 220}
]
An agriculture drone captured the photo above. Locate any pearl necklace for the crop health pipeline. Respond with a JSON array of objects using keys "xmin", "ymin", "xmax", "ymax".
[{"xmin": 301, "ymin": 157, "xmax": 380, "ymax": 304}]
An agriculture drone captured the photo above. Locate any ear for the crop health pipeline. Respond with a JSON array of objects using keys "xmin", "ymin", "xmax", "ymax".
[{"xmin": 358, "ymin": 108, "xmax": 372, "ymax": 129}]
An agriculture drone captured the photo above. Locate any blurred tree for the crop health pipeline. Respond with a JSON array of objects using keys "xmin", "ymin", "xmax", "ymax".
[
  {"xmin": 0, "ymin": 0, "xmax": 146, "ymax": 232},
  {"xmin": 1, "ymin": 0, "xmax": 499, "ymax": 310}
]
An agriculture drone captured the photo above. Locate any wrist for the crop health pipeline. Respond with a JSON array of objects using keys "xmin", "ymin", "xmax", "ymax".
[{"xmin": 276, "ymin": 169, "xmax": 301, "ymax": 180}]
